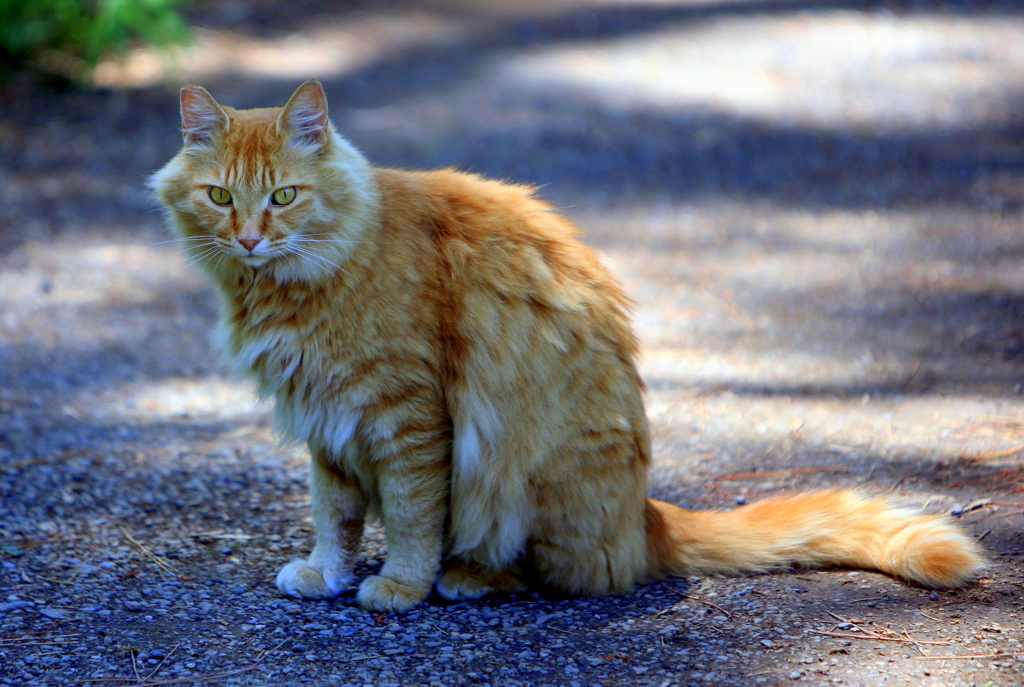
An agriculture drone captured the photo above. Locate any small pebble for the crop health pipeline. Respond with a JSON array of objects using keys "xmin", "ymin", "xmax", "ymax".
[{"xmin": 0, "ymin": 601, "xmax": 34, "ymax": 612}]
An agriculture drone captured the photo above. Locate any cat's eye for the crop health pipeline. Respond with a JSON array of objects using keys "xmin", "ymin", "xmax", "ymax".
[
  {"xmin": 209, "ymin": 186, "xmax": 232, "ymax": 205},
  {"xmin": 271, "ymin": 187, "xmax": 297, "ymax": 206}
]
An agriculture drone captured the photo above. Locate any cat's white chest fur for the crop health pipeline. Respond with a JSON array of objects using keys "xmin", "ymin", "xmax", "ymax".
[{"xmin": 218, "ymin": 320, "xmax": 362, "ymax": 456}]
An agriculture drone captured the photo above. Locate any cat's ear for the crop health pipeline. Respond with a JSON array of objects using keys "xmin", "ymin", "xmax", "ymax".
[
  {"xmin": 277, "ymin": 79, "xmax": 330, "ymax": 153},
  {"xmin": 180, "ymin": 86, "xmax": 229, "ymax": 148}
]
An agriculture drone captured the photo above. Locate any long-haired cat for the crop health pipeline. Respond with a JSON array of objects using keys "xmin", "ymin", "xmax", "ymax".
[{"xmin": 151, "ymin": 80, "xmax": 985, "ymax": 613}]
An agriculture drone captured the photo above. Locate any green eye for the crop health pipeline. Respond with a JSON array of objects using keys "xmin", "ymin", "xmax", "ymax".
[
  {"xmin": 209, "ymin": 186, "xmax": 232, "ymax": 205},
  {"xmin": 271, "ymin": 187, "xmax": 296, "ymax": 206}
]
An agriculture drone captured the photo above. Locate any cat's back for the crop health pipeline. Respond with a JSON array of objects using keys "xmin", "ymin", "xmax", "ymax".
[
  {"xmin": 372, "ymin": 167, "xmax": 632, "ymax": 329},
  {"xmin": 372, "ymin": 166, "xmax": 572, "ymax": 252},
  {"xmin": 371, "ymin": 163, "xmax": 642, "ymax": 426}
]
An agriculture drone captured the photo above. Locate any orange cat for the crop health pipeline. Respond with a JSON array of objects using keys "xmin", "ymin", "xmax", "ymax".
[{"xmin": 151, "ymin": 80, "xmax": 985, "ymax": 613}]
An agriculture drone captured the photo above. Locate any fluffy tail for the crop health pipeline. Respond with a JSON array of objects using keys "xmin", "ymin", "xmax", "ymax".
[{"xmin": 645, "ymin": 490, "xmax": 985, "ymax": 587}]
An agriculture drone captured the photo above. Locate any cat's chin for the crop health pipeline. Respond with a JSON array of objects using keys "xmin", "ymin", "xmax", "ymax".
[{"xmin": 238, "ymin": 255, "xmax": 272, "ymax": 267}]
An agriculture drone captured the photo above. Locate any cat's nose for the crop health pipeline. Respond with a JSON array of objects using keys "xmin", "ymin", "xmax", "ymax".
[{"xmin": 239, "ymin": 238, "xmax": 260, "ymax": 252}]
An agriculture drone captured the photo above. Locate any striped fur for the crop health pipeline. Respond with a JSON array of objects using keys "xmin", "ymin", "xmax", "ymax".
[{"xmin": 151, "ymin": 80, "xmax": 985, "ymax": 613}]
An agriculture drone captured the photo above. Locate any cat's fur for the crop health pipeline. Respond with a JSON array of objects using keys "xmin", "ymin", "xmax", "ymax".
[{"xmin": 151, "ymin": 80, "xmax": 985, "ymax": 613}]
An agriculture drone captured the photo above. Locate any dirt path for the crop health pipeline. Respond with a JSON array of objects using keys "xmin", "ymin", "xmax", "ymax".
[{"xmin": 1, "ymin": 1, "xmax": 1023, "ymax": 685}]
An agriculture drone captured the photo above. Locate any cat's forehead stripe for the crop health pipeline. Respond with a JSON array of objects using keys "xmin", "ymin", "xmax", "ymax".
[
  {"xmin": 217, "ymin": 118, "xmax": 261, "ymax": 185},
  {"xmin": 223, "ymin": 155, "xmax": 259, "ymax": 190},
  {"xmin": 221, "ymin": 125, "xmax": 283, "ymax": 191}
]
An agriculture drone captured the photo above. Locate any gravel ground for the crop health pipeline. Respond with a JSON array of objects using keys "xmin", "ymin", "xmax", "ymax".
[{"xmin": 2, "ymin": 0, "xmax": 1024, "ymax": 685}]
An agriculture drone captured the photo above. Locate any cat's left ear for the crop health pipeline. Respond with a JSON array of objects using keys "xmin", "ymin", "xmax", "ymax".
[
  {"xmin": 278, "ymin": 79, "xmax": 330, "ymax": 153},
  {"xmin": 180, "ymin": 85, "xmax": 230, "ymax": 148}
]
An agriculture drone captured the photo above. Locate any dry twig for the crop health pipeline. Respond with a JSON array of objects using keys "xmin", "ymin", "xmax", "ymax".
[
  {"xmin": 187, "ymin": 531, "xmax": 261, "ymax": 541},
  {"xmin": 0, "ymin": 633, "xmax": 83, "ymax": 647},
  {"xmin": 809, "ymin": 629, "xmax": 950, "ymax": 645},
  {"xmin": 81, "ymin": 640, "xmax": 286, "ymax": 686},
  {"xmin": 142, "ymin": 642, "xmax": 181, "ymax": 682},
  {"xmin": 80, "ymin": 665, "xmax": 261, "ymax": 685},
  {"xmin": 816, "ymin": 613, "xmax": 950, "ymax": 646},
  {"xmin": 715, "ymin": 466, "xmax": 851, "ymax": 482},
  {"xmin": 669, "ymin": 587, "xmax": 732, "ymax": 618},
  {"xmin": 915, "ymin": 651, "xmax": 1024, "ymax": 660},
  {"xmin": 119, "ymin": 527, "xmax": 176, "ymax": 577}
]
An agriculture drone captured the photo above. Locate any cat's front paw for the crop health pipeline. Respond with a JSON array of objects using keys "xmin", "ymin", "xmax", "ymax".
[
  {"xmin": 356, "ymin": 575, "xmax": 428, "ymax": 613},
  {"xmin": 276, "ymin": 559, "xmax": 351, "ymax": 599}
]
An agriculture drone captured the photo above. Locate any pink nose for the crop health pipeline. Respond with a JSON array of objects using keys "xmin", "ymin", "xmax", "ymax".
[{"xmin": 239, "ymin": 238, "xmax": 260, "ymax": 252}]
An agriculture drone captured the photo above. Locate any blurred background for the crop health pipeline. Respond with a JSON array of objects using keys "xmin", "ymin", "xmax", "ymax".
[
  {"xmin": 4, "ymin": 0, "xmax": 1024, "ymax": 484},
  {"xmin": 2, "ymin": 1, "xmax": 1024, "ymax": 684}
]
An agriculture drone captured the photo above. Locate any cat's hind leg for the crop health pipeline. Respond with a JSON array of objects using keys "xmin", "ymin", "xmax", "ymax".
[
  {"xmin": 436, "ymin": 559, "xmax": 527, "ymax": 601},
  {"xmin": 277, "ymin": 447, "xmax": 365, "ymax": 599},
  {"xmin": 531, "ymin": 529, "xmax": 648, "ymax": 597},
  {"xmin": 528, "ymin": 451, "xmax": 650, "ymax": 596}
]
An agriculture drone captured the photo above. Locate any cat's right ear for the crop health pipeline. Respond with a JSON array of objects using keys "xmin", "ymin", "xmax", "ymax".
[
  {"xmin": 180, "ymin": 85, "xmax": 230, "ymax": 148},
  {"xmin": 277, "ymin": 79, "xmax": 330, "ymax": 153}
]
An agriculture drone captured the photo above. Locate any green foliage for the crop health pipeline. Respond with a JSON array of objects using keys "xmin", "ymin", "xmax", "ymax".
[{"xmin": 0, "ymin": 0, "xmax": 192, "ymax": 81}]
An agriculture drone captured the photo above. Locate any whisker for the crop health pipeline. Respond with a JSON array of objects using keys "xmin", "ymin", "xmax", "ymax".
[
  {"xmin": 297, "ymin": 233, "xmax": 388, "ymax": 245},
  {"xmin": 148, "ymin": 236, "xmax": 220, "ymax": 246},
  {"xmin": 288, "ymin": 245, "xmax": 339, "ymax": 269},
  {"xmin": 296, "ymin": 240, "xmax": 391, "ymax": 245},
  {"xmin": 188, "ymin": 253, "xmax": 226, "ymax": 308},
  {"xmin": 177, "ymin": 246, "xmax": 223, "ymax": 272},
  {"xmin": 287, "ymin": 245, "xmax": 352, "ymax": 278},
  {"xmin": 283, "ymin": 247, "xmax": 321, "ymax": 273},
  {"xmin": 166, "ymin": 244, "xmax": 222, "ymax": 265},
  {"xmin": 161, "ymin": 243, "xmax": 223, "ymax": 255},
  {"xmin": 203, "ymin": 251, "xmax": 226, "ymax": 272},
  {"xmin": 190, "ymin": 249, "xmax": 226, "ymax": 271},
  {"xmin": 181, "ymin": 247, "xmax": 220, "ymax": 267}
]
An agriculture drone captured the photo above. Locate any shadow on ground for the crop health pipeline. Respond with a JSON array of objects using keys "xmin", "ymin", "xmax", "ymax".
[{"xmin": 2, "ymin": 0, "xmax": 1024, "ymax": 685}]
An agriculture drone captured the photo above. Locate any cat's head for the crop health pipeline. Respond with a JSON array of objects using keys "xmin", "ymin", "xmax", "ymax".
[{"xmin": 150, "ymin": 79, "xmax": 378, "ymax": 284}]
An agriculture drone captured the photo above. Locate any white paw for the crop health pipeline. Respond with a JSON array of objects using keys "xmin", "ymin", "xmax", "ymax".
[
  {"xmin": 275, "ymin": 559, "xmax": 351, "ymax": 599},
  {"xmin": 356, "ymin": 575, "xmax": 428, "ymax": 613}
]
